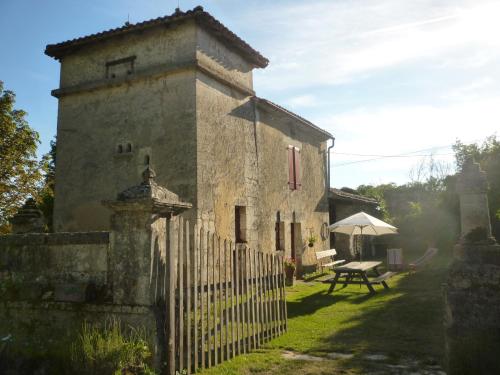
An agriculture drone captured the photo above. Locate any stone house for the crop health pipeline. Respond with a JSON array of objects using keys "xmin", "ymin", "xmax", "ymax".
[{"xmin": 45, "ymin": 6, "xmax": 333, "ymax": 269}]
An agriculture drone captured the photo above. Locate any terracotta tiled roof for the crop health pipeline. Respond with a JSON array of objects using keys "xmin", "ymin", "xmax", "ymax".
[
  {"xmin": 45, "ymin": 6, "xmax": 269, "ymax": 68},
  {"xmin": 330, "ymin": 188, "xmax": 378, "ymax": 205},
  {"xmin": 254, "ymin": 97, "xmax": 334, "ymax": 139}
]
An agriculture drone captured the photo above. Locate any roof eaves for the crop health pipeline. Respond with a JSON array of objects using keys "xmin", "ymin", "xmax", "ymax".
[
  {"xmin": 254, "ymin": 97, "xmax": 333, "ymax": 139},
  {"xmin": 45, "ymin": 6, "xmax": 269, "ymax": 68},
  {"xmin": 329, "ymin": 188, "xmax": 379, "ymax": 204}
]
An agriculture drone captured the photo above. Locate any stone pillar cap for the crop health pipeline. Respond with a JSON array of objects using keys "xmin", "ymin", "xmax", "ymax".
[
  {"xmin": 456, "ymin": 157, "xmax": 488, "ymax": 194},
  {"xmin": 103, "ymin": 167, "xmax": 192, "ymax": 216},
  {"xmin": 10, "ymin": 198, "xmax": 45, "ymax": 233}
]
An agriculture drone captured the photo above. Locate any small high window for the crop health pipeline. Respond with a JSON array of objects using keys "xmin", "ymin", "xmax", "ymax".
[
  {"xmin": 144, "ymin": 155, "xmax": 150, "ymax": 165},
  {"xmin": 106, "ymin": 56, "xmax": 136, "ymax": 79},
  {"xmin": 287, "ymin": 146, "xmax": 301, "ymax": 190},
  {"xmin": 116, "ymin": 143, "xmax": 133, "ymax": 154}
]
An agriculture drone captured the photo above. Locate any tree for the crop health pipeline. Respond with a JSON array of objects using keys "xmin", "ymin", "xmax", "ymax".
[
  {"xmin": 37, "ymin": 137, "xmax": 56, "ymax": 231},
  {"xmin": 0, "ymin": 81, "xmax": 42, "ymax": 232}
]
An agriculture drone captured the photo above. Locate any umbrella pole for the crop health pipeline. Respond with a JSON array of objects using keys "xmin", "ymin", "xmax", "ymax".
[{"xmin": 360, "ymin": 227, "xmax": 363, "ymax": 262}]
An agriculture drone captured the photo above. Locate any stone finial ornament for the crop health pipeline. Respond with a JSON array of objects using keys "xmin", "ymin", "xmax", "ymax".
[
  {"xmin": 456, "ymin": 157, "xmax": 489, "ymax": 194},
  {"xmin": 10, "ymin": 198, "xmax": 45, "ymax": 233},
  {"xmin": 104, "ymin": 167, "xmax": 192, "ymax": 217}
]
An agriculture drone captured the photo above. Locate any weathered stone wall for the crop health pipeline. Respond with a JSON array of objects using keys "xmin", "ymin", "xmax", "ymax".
[
  {"xmin": 444, "ymin": 159, "xmax": 500, "ymax": 374},
  {"xmin": 0, "ymin": 232, "xmax": 109, "ymax": 300},
  {"xmin": 60, "ymin": 21, "xmax": 197, "ymax": 88},
  {"xmin": 51, "ymin": 18, "xmax": 330, "ymax": 273},
  {"xmin": 53, "ymin": 22, "xmax": 198, "ymax": 232},
  {"xmin": 195, "ymin": 72, "xmax": 259, "ymax": 248},
  {"xmin": 256, "ymin": 107, "xmax": 330, "ymax": 267},
  {"xmin": 196, "ymin": 26, "xmax": 254, "ymax": 91},
  {"xmin": 444, "ymin": 244, "xmax": 500, "ymax": 374},
  {"xmin": 0, "ymin": 301, "xmax": 160, "ymax": 373}
]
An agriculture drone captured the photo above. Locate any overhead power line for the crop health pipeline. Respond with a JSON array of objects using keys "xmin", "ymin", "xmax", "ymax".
[
  {"xmin": 331, "ymin": 144, "xmax": 455, "ymax": 167},
  {"xmin": 333, "ymin": 152, "xmax": 454, "ymax": 158}
]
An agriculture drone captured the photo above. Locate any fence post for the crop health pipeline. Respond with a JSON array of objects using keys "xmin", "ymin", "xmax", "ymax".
[
  {"xmin": 168, "ymin": 218, "xmax": 177, "ymax": 375},
  {"xmin": 185, "ymin": 221, "xmax": 191, "ymax": 374},
  {"xmin": 193, "ymin": 224, "xmax": 199, "ymax": 372},
  {"xmin": 200, "ymin": 227, "xmax": 206, "ymax": 370}
]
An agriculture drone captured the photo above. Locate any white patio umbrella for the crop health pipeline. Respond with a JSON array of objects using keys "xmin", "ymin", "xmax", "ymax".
[{"xmin": 328, "ymin": 212, "xmax": 397, "ymax": 261}]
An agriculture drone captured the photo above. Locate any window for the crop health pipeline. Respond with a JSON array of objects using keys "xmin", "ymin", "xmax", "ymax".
[
  {"xmin": 235, "ymin": 206, "xmax": 247, "ymax": 243},
  {"xmin": 287, "ymin": 146, "xmax": 301, "ymax": 190},
  {"xmin": 275, "ymin": 211, "xmax": 285, "ymax": 251},
  {"xmin": 275, "ymin": 221, "xmax": 285, "ymax": 251},
  {"xmin": 106, "ymin": 56, "xmax": 136, "ymax": 79},
  {"xmin": 116, "ymin": 142, "xmax": 133, "ymax": 154},
  {"xmin": 290, "ymin": 222, "xmax": 301, "ymax": 259}
]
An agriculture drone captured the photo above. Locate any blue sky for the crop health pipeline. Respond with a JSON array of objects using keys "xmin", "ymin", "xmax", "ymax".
[{"xmin": 1, "ymin": 0, "xmax": 499, "ymax": 188}]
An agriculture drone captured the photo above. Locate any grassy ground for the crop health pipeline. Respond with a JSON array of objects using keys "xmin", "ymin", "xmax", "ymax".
[{"xmin": 197, "ymin": 252, "xmax": 450, "ymax": 375}]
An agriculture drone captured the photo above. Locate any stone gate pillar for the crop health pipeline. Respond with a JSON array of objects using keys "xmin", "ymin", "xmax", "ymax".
[
  {"xmin": 456, "ymin": 157, "xmax": 495, "ymax": 243},
  {"xmin": 444, "ymin": 159, "xmax": 500, "ymax": 374},
  {"xmin": 103, "ymin": 167, "xmax": 191, "ymax": 305}
]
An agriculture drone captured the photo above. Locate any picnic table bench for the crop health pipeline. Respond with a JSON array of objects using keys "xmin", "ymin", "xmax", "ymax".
[
  {"xmin": 323, "ymin": 261, "xmax": 396, "ymax": 294},
  {"xmin": 315, "ymin": 249, "xmax": 345, "ymax": 271}
]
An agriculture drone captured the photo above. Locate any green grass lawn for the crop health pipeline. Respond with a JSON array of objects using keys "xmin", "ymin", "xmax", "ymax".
[{"xmin": 197, "ymin": 253, "xmax": 450, "ymax": 375}]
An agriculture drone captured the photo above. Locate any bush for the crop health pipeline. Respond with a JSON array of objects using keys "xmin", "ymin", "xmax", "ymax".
[{"xmin": 70, "ymin": 318, "xmax": 156, "ymax": 375}]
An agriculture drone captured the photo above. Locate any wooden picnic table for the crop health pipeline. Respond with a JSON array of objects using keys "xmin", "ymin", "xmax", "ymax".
[{"xmin": 324, "ymin": 261, "xmax": 395, "ymax": 294}]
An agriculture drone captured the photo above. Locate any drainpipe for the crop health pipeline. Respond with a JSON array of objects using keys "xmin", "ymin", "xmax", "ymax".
[
  {"xmin": 327, "ymin": 137, "xmax": 335, "ymax": 249},
  {"xmin": 327, "ymin": 137, "xmax": 335, "ymax": 191}
]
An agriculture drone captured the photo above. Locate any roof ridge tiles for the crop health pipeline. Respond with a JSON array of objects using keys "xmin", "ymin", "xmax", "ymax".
[{"xmin": 45, "ymin": 6, "xmax": 268, "ymax": 68}]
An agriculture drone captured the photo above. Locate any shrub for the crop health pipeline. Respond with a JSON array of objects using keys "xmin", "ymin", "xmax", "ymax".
[
  {"xmin": 70, "ymin": 318, "xmax": 156, "ymax": 375},
  {"xmin": 464, "ymin": 226, "xmax": 488, "ymax": 244}
]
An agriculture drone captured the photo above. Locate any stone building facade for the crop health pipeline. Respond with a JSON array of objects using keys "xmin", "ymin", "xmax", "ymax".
[{"xmin": 45, "ymin": 6, "xmax": 332, "ymax": 268}]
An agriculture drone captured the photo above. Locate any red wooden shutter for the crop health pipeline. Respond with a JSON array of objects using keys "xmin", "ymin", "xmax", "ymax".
[
  {"xmin": 294, "ymin": 147, "xmax": 301, "ymax": 190},
  {"xmin": 288, "ymin": 146, "xmax": 295, "ymax": 189}
]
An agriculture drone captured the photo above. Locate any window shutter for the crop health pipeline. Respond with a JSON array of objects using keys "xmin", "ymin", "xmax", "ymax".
[
  {"xmin": 288, "ymin": 146, "xmax": 295, "ymax": 189},
  {"xmin": 294, "ymin": 147, "xmax": 301, "ymax": 190}
]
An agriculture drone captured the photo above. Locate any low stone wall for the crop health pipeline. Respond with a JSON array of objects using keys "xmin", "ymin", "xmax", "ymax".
[
  {"xmin": 0, "ymin": 231, "xmax": 165, "ymax": 373},
  {"xmin": 0, "ymin": 301, "xmax": 160, "ymax": 374},
  {"xmin": 0, "ymin": 232, "xmax": 110, "ymax": 303},
  {"xmin": 444, "ymin": 243, "xmax": 500, "ymax": 374}
]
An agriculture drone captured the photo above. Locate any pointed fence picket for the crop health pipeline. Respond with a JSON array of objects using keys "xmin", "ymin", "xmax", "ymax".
[{"xmin": 164, "ymin": 218, "xmax": 287, "ymax": 374}]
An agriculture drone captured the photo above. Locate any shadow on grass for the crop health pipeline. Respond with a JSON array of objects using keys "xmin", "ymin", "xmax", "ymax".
[
  {"xmin": 287, "ymin": 290, "xmax": 350, "ymax": 319},
  {"xmin": 310, "ymin": 257, "xmax": 450, "ymax": 369}
]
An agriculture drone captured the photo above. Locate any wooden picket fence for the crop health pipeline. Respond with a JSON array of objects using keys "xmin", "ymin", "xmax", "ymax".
[{"xmin": 165, "ymin": 218, "xmax": 287, "ymax": 375}]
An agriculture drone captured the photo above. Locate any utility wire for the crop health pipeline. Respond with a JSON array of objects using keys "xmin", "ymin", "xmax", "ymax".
[
  {"xmin": 333, "ymin": 152, "xmax": 454, "ymax": 158},
  {"xmin": 332, "ymin": 144, "xmax": 455, "ymax": 167}
]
